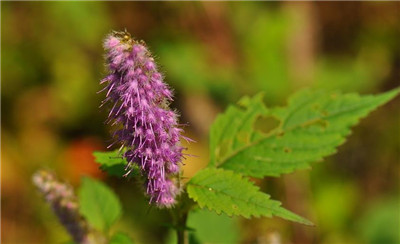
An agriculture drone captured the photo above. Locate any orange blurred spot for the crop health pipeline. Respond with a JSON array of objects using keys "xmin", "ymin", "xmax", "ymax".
[{"xmin": 62, "ymin": 137, "xmax": 107, "ymax": 185}]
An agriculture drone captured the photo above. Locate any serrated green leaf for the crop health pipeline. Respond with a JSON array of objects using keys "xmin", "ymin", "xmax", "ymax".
[
  {"xmin": 109, "ymin": 232, "xmax": 134, "ymax": 244},
  {"xmin": 93, "ymin": 150, "xmax": 138, "ymax": 178},
  {"xmin": 78, "ymin": 177, "xmax": 122, "ymax": 231},
  {"xmin": 209, "ymin": 93, "xmax": 268, "ymax": 167},
  {"xmin": 210, "ymin": 88, "xmax": 399, "ymax": 177},
  {"xmin": 187, "ymin": 168, "xmax": 313, "ymax": 225}
]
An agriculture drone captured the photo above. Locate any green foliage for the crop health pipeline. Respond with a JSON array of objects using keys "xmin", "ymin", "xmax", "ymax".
[
  {"xmin": 187, "ymin": 209, "xmax": 239, "ymax": 244},
  {"xmin": 314, "ymin": 181, "xmax": 359, "ymax": 232},
  {"xmin": 109, "ymin": 232, "xmax": 135, "ymax": 244},
  {"xmin": 78, "ymin": 177, "xmax": 122, "ymax": 232},
  {"xmin": 155, "ymin": 41, "xmax": 236, "ymax": 104},
  {"xmin": 187, "ymin": 168, "xmax": 313, "ymax": 225},
  {"xmin": 232, "ymin": 5, "xmax": 291, "ymax": 102},
  {"xmin": 93, "ymin": 150, "xmax": 138, "ymax": 178},
  {"xmin": 314, "ymin": 58, "xmax": 376, "ymax": 93},
  {"xmin": 210, "ymin": 88, "xmax": 400, "ymax": 178},
  {"xmin": 358, "ymin": 198, "xmax": 400, "ymax": 244}
]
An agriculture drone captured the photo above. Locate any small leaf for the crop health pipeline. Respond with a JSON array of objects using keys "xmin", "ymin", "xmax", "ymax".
[
  {"xmin": 210, "ymin": 88, "xmax": 400, "ymax": 177},
  {"xmin": 187, "ymin": 168, "xmax": 313, "ymax": 225},
  {"xmin": 109, "ymin": 232, "xmax": 134, "ymax": 244},
  {"xmin": 78, "ymin": 177, "xmax": 122, "ymax": 231},
  {"xmin": 93, "ymin": 150, "xmax": 138, "ymax": 178}
]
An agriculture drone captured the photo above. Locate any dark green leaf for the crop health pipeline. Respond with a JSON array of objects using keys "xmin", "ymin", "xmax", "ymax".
[{"xmin": 93, "ymin": 150, "xmax": 138, "ymax": 178}]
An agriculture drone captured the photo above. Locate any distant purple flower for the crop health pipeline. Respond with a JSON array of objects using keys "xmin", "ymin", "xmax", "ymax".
[
  {"xmin": 33, "ymin": 170, "xmax": 90, "ymax": 244},
  {"xmin": 100, "ymin": 31, "xmax": 191, "ymax": 207},
  {"xmin": 33, "ymin": 170, "xmax": 106, "ymax": 244}
]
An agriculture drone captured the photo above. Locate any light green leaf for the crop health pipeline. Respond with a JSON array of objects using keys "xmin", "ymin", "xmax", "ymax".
[
  {"xmin": 210, "ymin": 88, "xmax": 399, "ymax": 177},
  {"xmin": 109, "ymin": 232, "xmax": 134, "ymax": 244},
  {"xmin": 93, "ymin": 150, "xmax": 137, "ymax": 178},
  {"xmin": 78, "ymin": 177, "xmax": 122, "ymax": 231},
  {"xmin": 187, "ymin": 168, "xmax": 313, "ymax": 225}
]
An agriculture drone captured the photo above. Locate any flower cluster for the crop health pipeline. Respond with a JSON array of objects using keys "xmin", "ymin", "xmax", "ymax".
[
  {"xmin": 100, "ymin": 31, "xmax": 190, "ymax": 207},
  {"xmin": 33, "ymin": 170, "xmax": 90, "ymax": 244}
]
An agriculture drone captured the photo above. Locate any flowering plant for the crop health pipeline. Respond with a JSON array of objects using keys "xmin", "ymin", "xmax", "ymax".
[{"xmin": 34, "ymin": 31, "xmax": 399, "ymax": 244}]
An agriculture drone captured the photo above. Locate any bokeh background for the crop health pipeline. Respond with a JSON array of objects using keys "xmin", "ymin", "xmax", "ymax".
[{"xmin": 2, "ymin": 2, "xmax": 399, "ymax": 244}]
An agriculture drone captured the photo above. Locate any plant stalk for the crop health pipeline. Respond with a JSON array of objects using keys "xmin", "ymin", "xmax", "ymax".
[
  {"xmin": 176, "ymin": 211, "xmax": 188, "ymax": 244},
  {"xmin": 173, "ymin": 191, "xmax": 194, "ymax": 244}
]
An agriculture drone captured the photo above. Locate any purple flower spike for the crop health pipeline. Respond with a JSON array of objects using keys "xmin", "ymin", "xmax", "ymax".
[
  {"xmin": 100, "ymin": 31, "xmax": 190, "ymax": 208},
  {"xmin": 33, "ymin": 170, "xmax": 90, "ymax": 244}
]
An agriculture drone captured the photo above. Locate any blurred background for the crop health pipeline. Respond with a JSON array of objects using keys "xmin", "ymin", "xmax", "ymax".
[{"xmin": 2, "ymin": 2, "xmax": 399, "ymax": 244}]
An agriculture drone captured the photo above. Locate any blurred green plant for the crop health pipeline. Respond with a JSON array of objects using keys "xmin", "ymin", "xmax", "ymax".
[
  {"xmin": 4, "ymin": 2, "xmax": 398, "ymax": 244},
  {"xmin": 358, "ymin": 198, "xmax": 400, "ymax": 244}
]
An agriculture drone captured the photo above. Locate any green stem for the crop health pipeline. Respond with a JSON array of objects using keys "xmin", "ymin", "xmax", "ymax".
[
  {"xmin": 172, "ymin": 191, "xmax": 194, "ymax": 244},
  {"xmin": 176, "ymin": 211, "xmax": 188, "ymax": 244}
]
